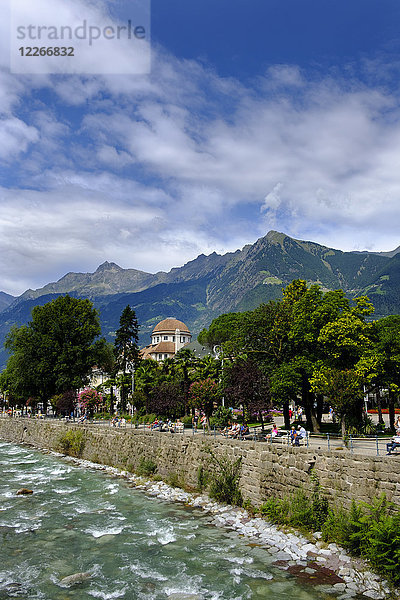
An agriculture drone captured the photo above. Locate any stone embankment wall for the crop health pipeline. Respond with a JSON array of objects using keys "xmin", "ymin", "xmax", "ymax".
[{"xmin": 1, "ymin": 419, "xmax": 400, "ymax": 509}]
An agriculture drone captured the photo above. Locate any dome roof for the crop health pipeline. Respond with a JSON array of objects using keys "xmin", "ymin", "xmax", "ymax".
[{"xmin": 152, "ymin": 318, "xmax": 190, "ymax": 334}]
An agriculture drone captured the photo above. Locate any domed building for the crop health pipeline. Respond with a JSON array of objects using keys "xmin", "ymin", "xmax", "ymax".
[{"xmin": 141, "ymin": 317, "xmax": 192, "ymax": 362}]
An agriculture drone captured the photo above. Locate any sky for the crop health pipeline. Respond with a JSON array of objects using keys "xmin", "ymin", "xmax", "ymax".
[{"xmin": 1, "ymin": 0, "xmax": 400, "ymax": 295}]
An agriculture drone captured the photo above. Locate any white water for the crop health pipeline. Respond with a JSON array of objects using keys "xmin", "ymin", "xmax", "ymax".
[{"xmin": 0, "ymin": 441, "xmax": 328, "ymax": 599}]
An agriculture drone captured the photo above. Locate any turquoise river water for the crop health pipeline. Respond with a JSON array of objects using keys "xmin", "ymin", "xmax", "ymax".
[{"xmin": 0, "ymin": 440, "xmax": 325, "ymax": 600}]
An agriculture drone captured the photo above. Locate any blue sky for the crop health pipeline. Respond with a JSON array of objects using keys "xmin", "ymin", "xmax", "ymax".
[{"xmin": 1, "ymin": 0, "xmax": 400, "ymax": 295}]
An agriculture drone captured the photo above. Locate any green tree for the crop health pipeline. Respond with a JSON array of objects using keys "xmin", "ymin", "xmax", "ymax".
[
  {"xmin": 194, "ymin": 354, "xmax": 221, "ymax": 381},
  {"xmin": 4, "ymin": 295, "xmax": 103, "ymax": 412},
  {"xmin": 370, "ymin": 316, "xmax": 400, "ymax": 431},
  {"xmin": 188, "ymin": 378, "xmax": 220, "ymax": 427},
  {"xmin": 310, "ymin": 367, "xmax": 364, "ymax": 436},
  {"xmin": 135, "ymin": 359, "xmax": 162, "ymax": 402},
  {"xmin": 195, "ymin": 280, "xmax": 377, "ymax": 434},
  {"xmin": 174, "ymin": 348, "xmax": 197, "ymax": 411},
  {"xmin": 113, "ymin": 305, "xmax": 140, "ymax": 412},
  {"xmin": 198, "ymin": 313, "xmax": 246, "ymax": 351}
]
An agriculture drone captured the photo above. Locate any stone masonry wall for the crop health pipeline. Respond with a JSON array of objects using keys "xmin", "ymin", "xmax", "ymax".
[{"xmin": 1, "ymin": 419, "xmax": 400, "ymax": 509}]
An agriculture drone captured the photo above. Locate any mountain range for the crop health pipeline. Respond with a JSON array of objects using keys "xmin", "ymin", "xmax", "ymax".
[{"xmin": 0, "ymin": 230, "xmax": 399, "ymax": 369}]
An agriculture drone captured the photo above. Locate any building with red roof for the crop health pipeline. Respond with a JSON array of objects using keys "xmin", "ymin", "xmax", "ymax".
[{"xmin": 140, "ymin": 317, "xmax": 192, "ymax": 361}]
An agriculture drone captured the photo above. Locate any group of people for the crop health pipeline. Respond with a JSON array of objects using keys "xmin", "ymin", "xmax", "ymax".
[
  {"xmin": 290, "ymin": 425, "xmax": 307, "ymax": 446},
  {"xmin": 288, "ymin": 406, "xmax": 303, "ymax": 422},
  {"xmin": 149, "ymin": 418, "xmax": 184, "ymax": 433},
  {"xmin": 192, "ymin": 411, "xmax": 207, "ymax": 429},
  {"xmin": 220, "ymin": 422, "xmax": 250, "ymax": 438},
  {"xmin": 265, "ymin": 423, "xmax": 307, "ymax": 445}
]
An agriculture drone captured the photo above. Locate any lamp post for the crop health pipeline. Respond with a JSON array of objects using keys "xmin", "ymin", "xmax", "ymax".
[
  {"xmin": 127, "ymin": 362, "xmax": 135, "ymax": 418},
  {"xmin": 213, "ymin": 345, "xmax": 225, "ymax": 407}
]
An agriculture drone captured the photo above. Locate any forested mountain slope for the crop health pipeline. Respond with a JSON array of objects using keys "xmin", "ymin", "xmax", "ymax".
[{"xmin": 0, "ymin": 231, "xmax": 398, "ymax": 369}]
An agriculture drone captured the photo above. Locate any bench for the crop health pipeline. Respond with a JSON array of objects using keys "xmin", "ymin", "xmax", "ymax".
[{"xmin": 386, "ymin": 442, "xmax": 400, "ymax": 454}]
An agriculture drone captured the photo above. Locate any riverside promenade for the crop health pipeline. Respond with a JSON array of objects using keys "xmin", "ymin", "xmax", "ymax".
[
  {"xmin": 0, "ymin": 415, "xmax": 399, "ymax": 511},
  {"xmin": 0, "ymin": 413, "xmax": 396, "ymax": 457}
]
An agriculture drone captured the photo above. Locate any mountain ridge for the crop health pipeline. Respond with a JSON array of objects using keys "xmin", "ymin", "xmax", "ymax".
[{"xmin": 0, "ymin": 230, "xmax": 399, "ymax": 369}]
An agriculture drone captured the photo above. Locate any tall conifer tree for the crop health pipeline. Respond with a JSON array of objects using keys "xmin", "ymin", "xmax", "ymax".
[{"xmin": 113, "ymin": 305, "xmax": 140, "ymax": 412}]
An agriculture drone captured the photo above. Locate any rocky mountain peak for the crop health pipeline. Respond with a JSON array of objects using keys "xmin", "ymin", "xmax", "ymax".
[{"xmin": 95, "ymin": 262, "xmax": 123, "ymax": 273}]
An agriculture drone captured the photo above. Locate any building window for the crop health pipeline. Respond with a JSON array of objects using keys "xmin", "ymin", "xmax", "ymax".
[
  {"xmin": 164, "ymin": 354, "xmax": 168, "ymax": 359},
  {"xmin": 156, "ymin": 336, "xmax": 160, "ymax": 342},
  {"xmin": 172, "ymin": 336, "xmax": 175, "ymax": 342},
  {"xmin": 180, "ymin": 336, "xmax": 186, "ymax": 343},
  {"xmin": 163, "ymin": 336, "xmax": 168, "ymax": 341},
  {"xmin": 158, "ymin": 354, "xmax": 162, "ymax": 360}
]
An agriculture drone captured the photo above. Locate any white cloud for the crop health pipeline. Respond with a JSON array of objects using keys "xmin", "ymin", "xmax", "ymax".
[
  {"xmin": 2, "ymin": 15, "xmax": 400, "ymax": 294},
  {"xmin": 0, "ymin": 117, "xmax": 39, "ymax": 159}
]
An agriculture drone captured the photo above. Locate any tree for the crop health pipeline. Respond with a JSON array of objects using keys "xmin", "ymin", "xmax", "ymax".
[
  {"xmin": 198, "ymin": 313, "xmax": 246, "ymax": 353},
  {"xmin": 188, "ymin": 378, "xmax": 221, "ymax": 426},
  {"xmin": 113, "ymin": 305, "xmax": 140, "ymax": 412},
  {"xmin": 224, "ymin": 358, "xmax": 271, "ymax": 430},
  {"xmin": 51, "ymin": 390, "xmax": 77, "ymax": 417},
  {"xmin": 310, "ymin": 367, "xmax": 364, "ymax": 436},
  {"xmin": 197, "ymin": 280, "xmax": 378, "ymax": 433},
  {"xmin": 135, "ymin": 359, "xmax": 162, "ymax": 402},
  {"xmin": 147, "ymin": 381, "xmax": 184, "ymax": 419},
  {"xmin": 194, "ymin": 354, "xmax": 221, "ymax": 381},
  {"xmin": 370, "ymin": 316, "xmax": 400, "ymax": 431},
  {"xmin": 174, "ymin": 348, "xmax": 197, "ymax": 411},
  {"xmin": 78, "ymin": 387, "xmax": 103, "ymax": 417},
  {"xmin": 270, "ymin": 361, "xmax": 301, "ymax": 429},
  {"xmin": 4, "ymin": 295, "xmax": 103, "ymax": 411}
]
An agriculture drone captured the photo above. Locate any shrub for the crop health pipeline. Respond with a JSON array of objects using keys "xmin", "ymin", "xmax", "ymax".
[
  {"xmin": 207, "ymin": 450, "xmax": 242, "ymax": 506},
  {"xmin": 197, "ymin": 465, "xmax": 209, "ymax": 491},
  {"xmin": 165, "ymin": 472, "xmax": 184, "ymax": 488},
  {"xmin": 242, "ymin": 499, "xmax": 257, "ymax": 516},
  {"xmin": 260, "ymin": 472, "xmax": 328, "ymax": 532},
  {"xmin": 136, "ymin": 457, "xmax": 157, "ymax": 476},
  {"xmin": 323, "ymin": 496, "xmax": 400, "ymax": 585},
  {"xmin": 181, "ymin": 415, "xmax": 193, "ymax": 427},
  {"xmin": 259, "ymin": 496, "xmax": 290, "ymax": 524},
  {"xmin": 210, "ymin": 406, "xmax": 233, "ymax": 428},
  {"xmin": 260, "ymin": 480, "xmax": 400, "ymax": 587},
  {"xmin": 310, "ymin": 471, "xmax": 329, "ymax": 530},
  {"xmin": 138, "ymin": 413, "xmax": 157, "ymax": 424},
  {"xmin": 58, "ymin": 430, "xmax": 85, "ymax": 457}
]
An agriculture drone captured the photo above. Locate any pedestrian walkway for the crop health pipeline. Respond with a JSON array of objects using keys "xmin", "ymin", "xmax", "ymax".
[{"xmin": 1, "ymin": 413, "xmax": 397, "ymax": 457}]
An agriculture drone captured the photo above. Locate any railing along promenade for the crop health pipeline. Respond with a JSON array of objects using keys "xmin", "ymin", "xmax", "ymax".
[{"xmin": 1, "ymin": 412, "xmax": 396, "ymax": 458}]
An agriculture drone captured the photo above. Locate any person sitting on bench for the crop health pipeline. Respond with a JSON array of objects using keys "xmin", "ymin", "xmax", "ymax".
[
  {"xmin": 386, "ymin": 430, "xmax": 400, "ymax": 455},
  {"xmin": 295, "ymin": 425, "xmax": 307, "ymax": 445},
  {"xmin": 265, "ymin": 423, "xmax": 279, "ymax": 441}
]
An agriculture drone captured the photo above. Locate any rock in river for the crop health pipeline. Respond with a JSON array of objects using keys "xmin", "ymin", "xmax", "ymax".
[
  {"xmin": 16, "ymin": 488, "xmax": 33, "ymax": 495},
  {"xmin": 58, "ymin": 572, "xmax": 91, "ymax": 587}
]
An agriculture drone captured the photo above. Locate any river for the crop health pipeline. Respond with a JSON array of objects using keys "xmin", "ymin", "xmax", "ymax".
[{"xmin": 0, "ymin": 440, "xmax": 328, "ymax": 600}]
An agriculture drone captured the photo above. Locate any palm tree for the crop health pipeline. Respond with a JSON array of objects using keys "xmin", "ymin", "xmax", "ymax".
[
  {"xmin": 135, "ymin": 360, "xmax": 161, "ymax": 403},
  {"xmin": 195, "ymin": 354, "xmax": 220, "ymax": 381},
  {"xmin": 160, "ymin": 357, "xmax": 177, "ymax": 381},
  {"xmin": 174, "ymin": 348, "xmax": 197, "ymax": 413}
]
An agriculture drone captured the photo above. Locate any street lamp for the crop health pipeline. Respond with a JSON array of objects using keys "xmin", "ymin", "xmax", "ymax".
[
  {"xmin": 213, "ymin": 345, "xmax": 225, "ymax": 407},
  {"xmin": 127, "ymin": 362, "xmax": 135, "ymax": 417}
]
